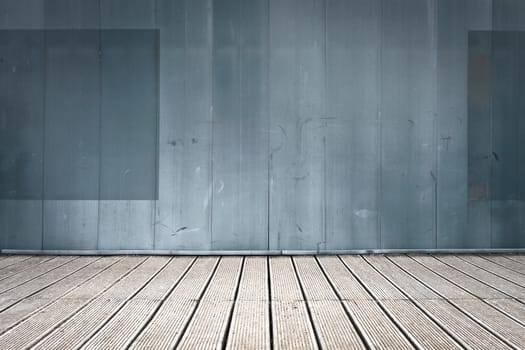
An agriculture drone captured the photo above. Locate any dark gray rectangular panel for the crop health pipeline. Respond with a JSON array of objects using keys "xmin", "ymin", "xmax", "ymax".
[
  {"xmin": 490, "ymin": 31, "xmax": 525, "ymax": 247},
  {"xmin": 44, "ymin": 30, "xmax": 100, "ymax": 200},
  {"xmin": 99, "ymin": 30, "xmax": 158, "ymax": 200},
  {"xmin": 491, "ymin": 1, "xmax": 525, "ymax": 249},
  {"xmin": 491, "ymin": 32, "xmax": 520, "ymax": 201},
  {"xmin": 269, "ymin": 0, "xmax": 325, "ymax": 250},
  {"xmin": 0, "ymin": 30, "xmax": 45, "ymax": 200},
  {"xmin": 436, "ymin": 0, "xmax": 468, "ymax": 248},
  {"xmin": 324, "ymin": 0, "xmax": 380, "ymax": 249},
  {"xmin": 380, "ymin": 0, "xmax": 437, "ymax": 249},
  {"xmin": 467, "ymin": 31, "xmax": 492, "ymax": 248},
  {"xmin": 0, "ymin": 29, "xmax": 47, "ymax": 214},
  {"xmin": 154, "ymin": 0, "xmax": 213, "ymax": 250},
  {"xmin": 0, "ymin": 30, "xmax": 44, "ymax": 249},
  {"xmin": 211, "ymin": 0, "xmax": 269, "ymax": 250}
]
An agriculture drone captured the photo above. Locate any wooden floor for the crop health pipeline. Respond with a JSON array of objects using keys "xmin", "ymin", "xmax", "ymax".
[{"xmin": 0, "ymin": 254, "xmax": 525, "ymax": 349}]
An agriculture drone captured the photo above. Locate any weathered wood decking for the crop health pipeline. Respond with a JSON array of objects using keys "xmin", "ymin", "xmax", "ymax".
[{"xmin": 0, "ymin": 254, "xmax": 524, "ymax": 349}]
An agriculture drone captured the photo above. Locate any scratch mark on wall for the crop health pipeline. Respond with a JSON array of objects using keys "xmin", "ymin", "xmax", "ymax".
[
  {"xmin": 216, "ymin": 180, "xmax": 224, "ymax": 193},
  {"xmin": 203, "ymin": 183, "xmax": 213, "ymax": 210}
]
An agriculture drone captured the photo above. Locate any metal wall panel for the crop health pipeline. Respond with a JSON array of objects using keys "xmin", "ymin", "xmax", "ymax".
[
  {"xmin": 211, "ymin": 0, "xmax": 269, "ymax": 249},
  {"xmin": 490, "ymin": 31, "xmax": 524, "ymax": 248},
  {"xmin": 325, "ymin": 0, "xmax": 381, "ymax": 249},
  {"xmin": 42, "ymin": 29, "xmax": 100, "ymax": 249},
  {"xmin": 269, "ymin": 0, "xmax": 325, "ymax": 250},
  {"xmin": 0, "ymin": 30, "xmax": 45, "ymax": 248},
  {"xmin": 467, "ymin": 30, "xmax": 493, "ymax": 248},
  {"xmin": 491, "ymin": 0, "xmax": 525, "ymax": 248},
  {"xmin": 1, "ymin": 0, "xmax": 525, "ymax": 252},
  {"xmin": 380, "ymin": 0, "xmax": 437, "ymax": 249},
  {"xmin": 98, "ymin": 29, "xmax": 158, "ymax": 249},
  {"xmin": 154, "ymin": 0, "xmax": 213, "ymax": 250},
  {"xmin": 97, "ymin": 0, "xmax": 157, "ymax": 250},
  {"xmin": 436, "ymin": 0, "xmax": 468, "ymax": 248}
]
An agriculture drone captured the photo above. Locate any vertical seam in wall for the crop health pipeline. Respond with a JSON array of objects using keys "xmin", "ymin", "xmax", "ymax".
[
  {"xmin": 377, "ymin": 0, "xmax": 383, "ymax": 249},
  {"xmin": 209, "ymin": 0, "xmax": 215, "ymax": 249},
  {"xmin": 96, "ymin": 0, "xmax": 102, "ymax": 250},
  {"xmin": 41, "ymin": 28, "xmax": 48, "ymax": 250},
  {"xmin": 322, "ymin": 0, "xmax": 327, "ymax": 251},
  {"xmin": 433, "ymin": 0, "xmax": 439, "ymax": 249},
  {"xmin": 266, "ymin": 0, "xmax": 271, "ymax": 251},
  {"xmin": 238, "ymin": 0, "xmax": 243, "ymax": 245},
  {"xmin": 152, "ymin": 0, "xmax": 159, "ymax": 250},
  {"xmin": 489, "ymin": 0, "xmax": 494, "ymax": 248},
  {"xmin": 182, "ymin": 0, "xmax": 188, "ymax": 243}
]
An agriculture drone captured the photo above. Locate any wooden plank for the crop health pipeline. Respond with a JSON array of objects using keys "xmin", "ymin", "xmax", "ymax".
[
  {"xmin": 226, "ymin": 301, "xmax": 269, "ymax": 350},
  {"xmin": 176, "ymin": 257, "xmax": 243, "ymax": 350},
  {"xmin": 269, "ymin": 257, "xmax": 303, "ymax": 301},
  {"xmin": 340, "ymin": 255, "xmax": 460, "ymax": 349},
  {"xmin": 343, "ymin": 300, "xmax": 414, "ymax": 349},
  {"xmin": 483, "ymin": 255, "xmax": 525, "ymax": 274},
  {"xmin": 0, "ymin": 257, "xmax": 98, "ymax": 311},
  {"xmin": 339, "ymin": 255, "xmax": 406, "ymax": 300},
  {"xmin": 316, "ymin": 256, "xmax": 371, "ymax": 300},
  {"xmin": 0, "ymin": 256, "xmax": 53, "ymax": 280},
  {"xmin": 226, "ymin": 257, "xmax": 270, "ymax": 350},
  {"xmin": 293, "ymin": 257, "xmax": 365, "ymax": 349},
  {"xmin": 0, "ymin": 256, "xmax": 33, "ymax": 270},
  {"xmin": 80, "ymin": 257, "xmax": 194, "ymax": 350},
  {"xmin": 505, "ymin": 254, "xmax": 525, "ymax": 265},
  {"xmin": 269, "ymin": 257, "xmax": 317, "ymax": 349},
  {"xmin": 459, "ymin": 255, "xmax": 525, "ymax": 286},
  {"xmin": 0, "ymin": 257, "xmax": 146, "ymax": 348},
  {"xmin": 272, "ymin": 301, "xmax": 318, "ymax": 350},
  {"xmin": 453, "ymin": 298, "xmax": 525, "ymax": 349},
  {"xmin": 388, "ymin": 255, "xmax": 471, "ymax": 299},
  {"xmin": 0, "ymin": 257, "xmax": 120, "ymax": 334},
  {"xmin": 363, "ymin": 255, "xmax": 440, "ymax": 300},
  {"xmin": 436, "ymin": 255, "xmax": 525, "ymax": 299},
  {"xmin": 417, "ymin": 299, "xmax": 512, "ymax": 350},
  {"xmin": 381, "ymin": 300, "xmax": 462, "ymax": 349},
  {"xmin": 486, "ymin": 299, "xmax": 525, "ymax": 325},
  {"xmin": 129, "ymin": 257, "xmax": 219, "ymax": 349},
  {"xmin": 0, "ymin": 256, "xmax": 77, "ymax": 294},
  {"xmin": 80, "ymin": 299, "xmax": 158, "ymax": 350},
  {"xmin": 31, "ymin": 257, "xmax": 167, "ymax": 350},
  {"xmin": 318, "ymin": 257, "xmax": 412, "ymax": 348},
  {"xmin": 413, "ymin": 255, "xmax": 507, "ymax": 299}
]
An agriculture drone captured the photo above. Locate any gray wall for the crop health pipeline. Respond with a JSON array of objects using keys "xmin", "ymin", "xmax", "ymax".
[{"xmin": 0, "ymin": 0, "xmax": 524, "ymax": 252}]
